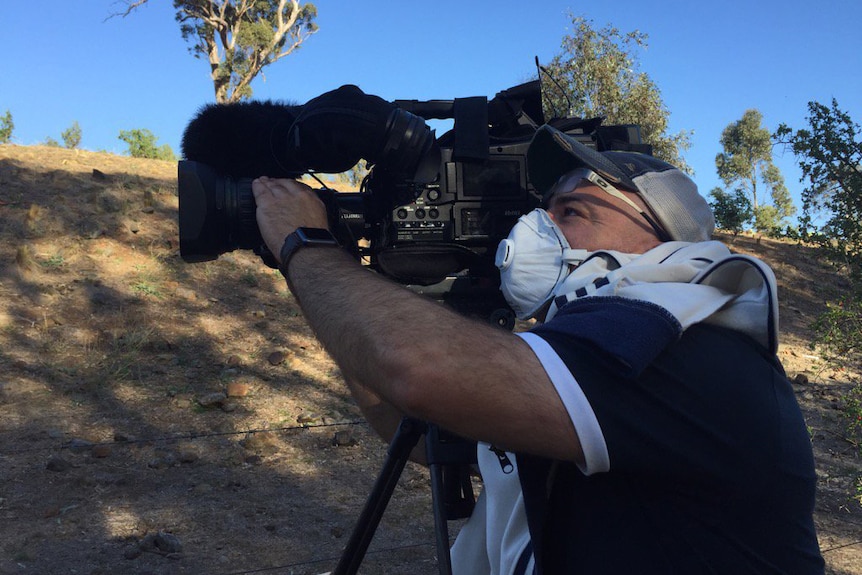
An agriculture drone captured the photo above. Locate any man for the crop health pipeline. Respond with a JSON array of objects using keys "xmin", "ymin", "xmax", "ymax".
[{"xmin": 252, "ymin": 124, "xmax": 824, "ymax": 573}]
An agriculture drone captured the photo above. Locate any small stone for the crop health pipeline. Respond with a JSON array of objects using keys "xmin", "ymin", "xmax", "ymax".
[
  {"xmin": 148, "ymin": 453, "xmax": 177, "ymax": 469},
  {"xmin": 793, "ymin": 373, "xmax": 809, "ymax": 385},
  {"xmin": 84, "ymin": 228, "xmax": 105, "ymax": 240},
  {"xmin": 267, "ymin": 351, "xmax": 285, "ymax": 366},
  {"xmin": 175, "ymin": 287, "xmax": 196, "ymax": 301},
  {"xmin": 46, "ymin": 456, "xmax": 73, "ymax": 472},
  {"xmin": 297, "ymin": 413, "xmax": 320, "ymax": 426},
  {"xmin": 139, "ymin": 533, "xmax": 157, "ymax": 551},
  {"xmin": 198, "ymin": 392, "xmax": 227, "ymax": 408},
  {"xmin": 241, "ymin": 432, "xmax": 279, "ymax": 455},
  {"xmin": 91, "ymin": 444, "xmax": 112, "ymax": 458},
  {"xmin": 68, "ymin": 438, "xmax": 94, "ymax": 453},
  {"xmin": 226, "ymin": 381, "xmax": 250, "ymax": 397},
  {"xmin": 178, "ymin": 449, "xmax": 199, "ymax": 464},
  {"xmin": 154, "ymin": 531, "xmax": 183, "ymax": 554},
  {"xmin": 123, "ymin": 545, "xmax": 142, "ymax": 560},
  {"xmin": 226, "ymin": 355, "xmax": 242, "ymax": 367},
  {"xmin": 332, "ymin": 430, "xmax": 358, "ymax": 447},
  {"xmin": 252, "ymin": 310, "xmax": 266, "ymax": 318},
  {"xmin": 220, "ymin": 399, "xmax": 239, "ymax": 413}
]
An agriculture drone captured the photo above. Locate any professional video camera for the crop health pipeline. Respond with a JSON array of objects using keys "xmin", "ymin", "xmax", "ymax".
[{"xmin": 177, "ymin": 80, "xmax": 647, "ymax": 326}]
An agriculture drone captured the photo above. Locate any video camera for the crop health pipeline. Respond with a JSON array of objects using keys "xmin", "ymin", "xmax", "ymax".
[{"xmin": 177, "ymin": 80, "xmax": 647, "ymax": 326}]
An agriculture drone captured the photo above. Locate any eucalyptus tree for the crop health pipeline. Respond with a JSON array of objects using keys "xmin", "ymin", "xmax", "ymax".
[
  {"xmin": 715, "ymin": 109, "xmax": 794, "ymax": 232},
  {"xmin": 542, "ymin": 15, "xmax": 691, "ymax": 171},
  {"xmin": 115, "ymin": 0, "xmax": 318, "ymax": 103}
]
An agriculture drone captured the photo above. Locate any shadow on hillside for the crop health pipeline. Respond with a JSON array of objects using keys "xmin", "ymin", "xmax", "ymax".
[
  {"xmin": 719, "ymin": 232, "xmax": 851, "ymax": 345},
  {"xmin": 2, "ymin": 156, "xmax": 859, "ymax": 573},
  {"xmin": 0, "ymin": 158, "xmax": 436, "ymax": 574}
]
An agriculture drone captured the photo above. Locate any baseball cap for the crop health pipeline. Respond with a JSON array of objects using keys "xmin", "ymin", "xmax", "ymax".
[{"xmin": 527, "ymin": 124, "xmax": 715, "ymax": 242}]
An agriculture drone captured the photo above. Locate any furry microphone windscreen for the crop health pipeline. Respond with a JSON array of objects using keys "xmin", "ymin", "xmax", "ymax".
[{"xmin": 180, "ymin": 100, "xmax": 305, "ymax": 178}]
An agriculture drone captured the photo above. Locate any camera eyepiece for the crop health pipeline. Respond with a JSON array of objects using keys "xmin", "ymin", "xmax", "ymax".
[{"xmin": 379, "ymin": 107, "xmax": 440, "ymax": 183}]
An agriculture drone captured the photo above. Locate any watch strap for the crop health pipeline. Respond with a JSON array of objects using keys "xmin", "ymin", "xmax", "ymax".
[{"xmin": 278, "ymin": 227, "xmax": 340, "ymax": 275}]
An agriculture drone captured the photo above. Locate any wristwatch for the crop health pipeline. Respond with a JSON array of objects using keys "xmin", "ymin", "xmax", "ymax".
[{"xmin": 279, "ymin": 227, "xmax": 340, "ymax": 274}]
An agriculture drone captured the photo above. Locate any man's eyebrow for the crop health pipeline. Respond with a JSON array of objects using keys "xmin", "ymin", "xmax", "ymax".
[
  {"xmin": 551, "ymin": 195, "xmax": 579, "ymax": 207},
  {"xmin": 550, "ymin": 192, "xmax": 589, "ymax": 207}
]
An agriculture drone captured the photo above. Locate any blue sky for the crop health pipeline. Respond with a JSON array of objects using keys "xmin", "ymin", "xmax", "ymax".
[{"xmin": 2, "ymin": 1, "xmax": 861, "ymax": 214}]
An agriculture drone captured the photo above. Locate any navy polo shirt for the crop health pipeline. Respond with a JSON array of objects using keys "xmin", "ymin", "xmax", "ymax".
[{"xmin": 518, "ymin": 299, "xmax": 824, "ymax": 574}]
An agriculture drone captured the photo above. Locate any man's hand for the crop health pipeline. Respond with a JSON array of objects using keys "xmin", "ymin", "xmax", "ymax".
[{"xmin": 252, "ymin": 177, "xmax": 331, "ymax": 265}]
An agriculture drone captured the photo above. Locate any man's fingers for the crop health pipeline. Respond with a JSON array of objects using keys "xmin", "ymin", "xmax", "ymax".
[
  {"xmin": 253, "ymin": 177, "xmax": 314, "ymax": 200},
  {"xmin": 251, "ymin": 177, "xmax": 274, "ymax": 201}
]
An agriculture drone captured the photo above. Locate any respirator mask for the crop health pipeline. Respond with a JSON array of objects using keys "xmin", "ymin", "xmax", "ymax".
[{"xmin": 495, "ymin": 208, "xmax": 589, "ymax": 320}]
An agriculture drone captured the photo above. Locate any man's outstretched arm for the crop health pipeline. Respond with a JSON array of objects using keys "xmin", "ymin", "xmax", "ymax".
[{"xmin": 253, "ymin": 177, "xmax": 582, "ymax": 462}]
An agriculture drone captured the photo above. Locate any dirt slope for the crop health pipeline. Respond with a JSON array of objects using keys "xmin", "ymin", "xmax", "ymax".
[{"xmin": 0, "ymin": 144, "xmax": 859, "ymax": 574}]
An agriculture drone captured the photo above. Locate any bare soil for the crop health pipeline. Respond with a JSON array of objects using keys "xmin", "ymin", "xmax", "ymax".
[{"xmin": 0, "ymin": 144, "xmax": 859, "ymax": 574}]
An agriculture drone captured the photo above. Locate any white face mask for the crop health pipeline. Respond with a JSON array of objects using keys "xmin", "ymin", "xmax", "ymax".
[{"xmin": 495, "ymin": 208, "xmax": 589, "ymax": 320}]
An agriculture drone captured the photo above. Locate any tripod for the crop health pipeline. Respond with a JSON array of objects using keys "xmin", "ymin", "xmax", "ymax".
[{"xmin": 332, "ymin": 417, "xmax": 478, "ymax": 575}]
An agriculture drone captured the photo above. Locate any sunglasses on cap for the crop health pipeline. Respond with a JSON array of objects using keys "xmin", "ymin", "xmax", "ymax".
[{"xmin": 545, "ymin": 168, "xmax": 672, "ymax": 242}]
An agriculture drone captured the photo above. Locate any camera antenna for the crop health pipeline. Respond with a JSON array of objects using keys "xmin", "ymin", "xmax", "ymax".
[{"xmin": 535, "ymin": 55, "xmax": 574, "ymax": 119}]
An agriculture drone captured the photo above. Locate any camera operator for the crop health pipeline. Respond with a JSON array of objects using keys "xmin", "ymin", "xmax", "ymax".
[{"xmin": 251, "ymin": 124, "xmax": 824, "ymax": 574}]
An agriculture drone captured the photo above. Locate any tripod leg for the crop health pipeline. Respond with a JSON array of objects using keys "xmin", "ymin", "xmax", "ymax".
[
  {"xmin": 426, "ymin": 425, "xmax": 477, "ymax": 575},
  {"xmin": 332, "ymin": 417, "xmax": 426, "ymax": 575},
  {"xmin": 429, "ymin": 462, "xmax": 454, "ymax": 575}
]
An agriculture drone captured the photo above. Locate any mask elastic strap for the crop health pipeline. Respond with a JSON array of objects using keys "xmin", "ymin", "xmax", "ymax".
[{"xmin": 560, "ymin": 248, "xmax": 589, "ymax": 267}]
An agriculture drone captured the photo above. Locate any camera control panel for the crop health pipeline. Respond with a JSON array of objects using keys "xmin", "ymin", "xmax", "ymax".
[{"xmin": 393, "ymin": 202, "xmax": 452, "ymax": 241}]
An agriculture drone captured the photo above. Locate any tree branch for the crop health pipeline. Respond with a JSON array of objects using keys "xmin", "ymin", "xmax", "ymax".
[
  {"xmin": 105, "ymin": 0, "xmax": 150, "ymax": 21},
  {"xmin": 116, "ymin": 0, "xmax": 317, "ymax": 103}
]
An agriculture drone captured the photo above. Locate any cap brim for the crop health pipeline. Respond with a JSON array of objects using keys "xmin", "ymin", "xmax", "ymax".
[{"xmin": 527, "ymin": 125, "xmax": 635, "ymax": 198}]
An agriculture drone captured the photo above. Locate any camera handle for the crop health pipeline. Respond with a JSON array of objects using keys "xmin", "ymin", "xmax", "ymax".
[{"xmin": 332, "ymin": 417, "xmax": 477, "ymax": 575}]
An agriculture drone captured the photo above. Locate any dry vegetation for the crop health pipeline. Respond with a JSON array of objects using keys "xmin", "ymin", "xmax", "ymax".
[{"xmin": 0, "ymin": 144, "xmax": 860, "ymax": 574}]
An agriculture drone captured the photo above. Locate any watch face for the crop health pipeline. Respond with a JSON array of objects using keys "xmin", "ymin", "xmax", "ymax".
[{"xmin": 298, "ymin": 228, "xmax": 338, "ymax": 243}]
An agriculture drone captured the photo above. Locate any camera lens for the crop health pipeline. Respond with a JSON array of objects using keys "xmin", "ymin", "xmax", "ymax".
[{"xmin": 178, "ymin": 161, "xmax": 262, "ymax": 262}]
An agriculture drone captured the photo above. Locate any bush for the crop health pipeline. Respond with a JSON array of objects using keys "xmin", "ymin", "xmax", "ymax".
[
  {"xmin": 62, "ymin": 121, "xmax": 82, "ymax": 149},
  {"xmin": 813, "ymin": 297, "xmax": 862, "ymax": 365},
  {"xmin": 0, "ymin": 110, "xmax": 14, "ymax": 144},
  {"xmin": 709, "ymin": 187, "xmax": 752, "ymax": 235},
  {"xmin": 118, "ymin": 129, "xmax": 177, "ymax": 161},
  {"xmin": 812, "ymin": 296, "xmax": 862, "ymax": 454}
]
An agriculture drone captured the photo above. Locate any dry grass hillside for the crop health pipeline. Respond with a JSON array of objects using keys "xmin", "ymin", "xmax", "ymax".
[{"xmin": 0, "ymin": 144, "xmax": 860, "ymax": 574}]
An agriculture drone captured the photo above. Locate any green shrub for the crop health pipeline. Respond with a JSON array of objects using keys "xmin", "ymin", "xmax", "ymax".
[
  {"xmin": 812, "ymin": 296, "xmax": 862, "ymax": 453},
  {"xmin": 62, "ymin": 121, "xmax": 82, "ymax": 149},
  {"xmin": 709, "ymin": 187, "xmax": 752, "ymax": 235},
  {"xmin": 118, "ymin": 129, "xmax": 177, "ymax": 161},
  {"xmin": 0, "ymin": 110, "xmax": 13, "ymax": 144}
]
